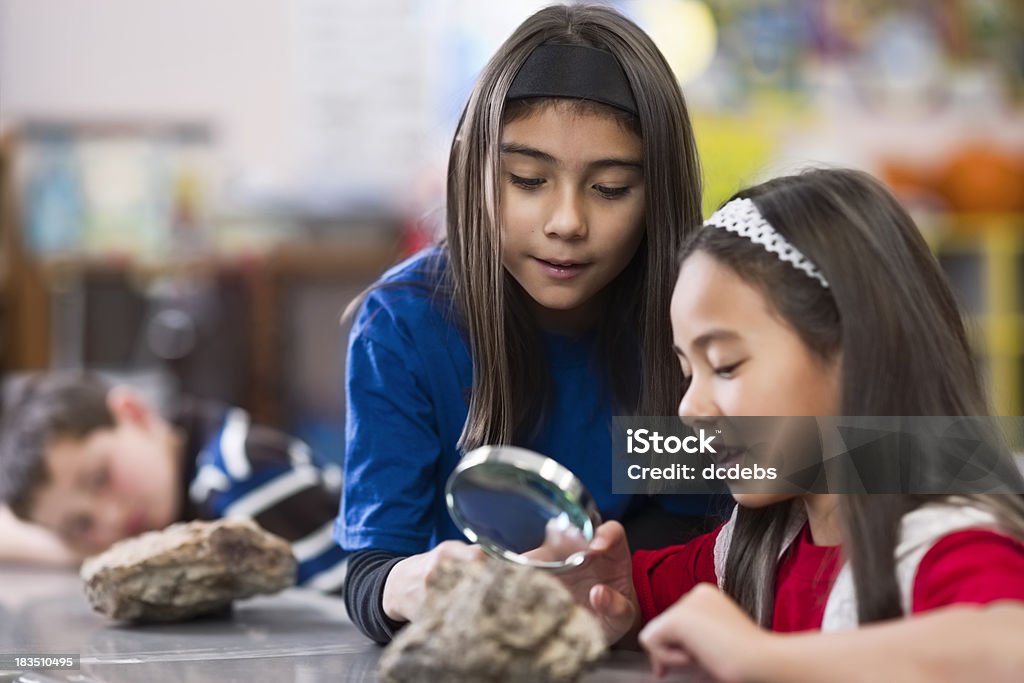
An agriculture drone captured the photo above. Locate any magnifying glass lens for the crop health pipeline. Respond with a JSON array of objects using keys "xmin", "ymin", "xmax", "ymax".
[{"xmin": 446, "ymin": 447, "xmax": 601, "ymax": 570}]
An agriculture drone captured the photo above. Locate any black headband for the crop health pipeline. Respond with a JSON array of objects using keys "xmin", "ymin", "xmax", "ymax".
[{"xmin": 506, "ymin": 44, "xmax": 638, "ymax": 116}]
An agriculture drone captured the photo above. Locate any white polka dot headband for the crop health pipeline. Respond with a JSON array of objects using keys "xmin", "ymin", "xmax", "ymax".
[{"xmin": 704, "ymin": 198, "xmax": 830, "ymax": 289}]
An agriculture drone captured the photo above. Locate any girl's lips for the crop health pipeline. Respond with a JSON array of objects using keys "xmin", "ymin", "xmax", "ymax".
[
  {"xmin": 533, "ymin": 257, "xmax": 591, "ymax": 280},
  {"xmin": 712, "ymin": 446, "xmax": 747, "ymax": 467}
]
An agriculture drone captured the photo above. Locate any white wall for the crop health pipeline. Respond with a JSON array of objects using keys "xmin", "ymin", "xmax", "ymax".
[{"xmin": 0, "ymin": 0, "xmax": 296, "ymax": 189}]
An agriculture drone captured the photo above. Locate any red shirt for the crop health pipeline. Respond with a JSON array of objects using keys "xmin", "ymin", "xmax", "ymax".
[{"xmin": 632, "ymin": 522, "xmax": 1024, "ymax": 632}]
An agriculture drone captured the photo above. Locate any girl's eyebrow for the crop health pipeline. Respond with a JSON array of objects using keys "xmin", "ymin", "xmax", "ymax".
[
  {"xmin": 692, "ymin": 329, "xmax": 741, "ymax": 350},
  {"xmin": 500, "ymin": 143, "xmax": 642, "ymax": 171},
  {"xmin": 673, "ymin": 330, "xmax": 741, "ymax": 358},
  {"xmin": 501, "ymin": 142, "xmax": 556, "ymax": 163}
]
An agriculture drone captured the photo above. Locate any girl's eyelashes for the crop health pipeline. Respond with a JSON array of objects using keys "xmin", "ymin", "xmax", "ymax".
[
  {"xmin": 713, "ymin": 360, "xmax": 745, "ymax": 379},
  {"xmin": 680, "ymin": 362, "xmax": 741, "ymax": 382},
  {"xmin": 594, "ymin": 184, "xmax": 631, "ymax": 200},
  {"xmin": 506, "ymin": 173, "xmax": 633, "ymax": 199},
  {"xmin": 509, "ymin": 173, "xmax": 545, "ymax": 190}
]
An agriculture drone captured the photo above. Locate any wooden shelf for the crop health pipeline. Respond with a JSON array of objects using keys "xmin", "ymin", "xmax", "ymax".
[{"xmin": 0, "ymin": 123, "xmax": 405, "ymax": 426}]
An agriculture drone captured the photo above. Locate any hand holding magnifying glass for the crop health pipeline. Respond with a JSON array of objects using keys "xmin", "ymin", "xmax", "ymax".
[
  {"xmin": 446, "ymin": 446, "xmax": 601, "ymax": 569},
  {"xmin": 446, "ymin": 446, "xmax": 641, "ymax": 645}
]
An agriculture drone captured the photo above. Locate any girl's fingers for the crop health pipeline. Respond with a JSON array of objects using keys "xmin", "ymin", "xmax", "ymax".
[
  {"xmin": 641, "ymin": 624, "xmax": 693, "ymax": 676},
  {"xmin": 588, "ymin": 520, "xmax": 625, "ymax": 554},
  {"xmin": 649, "ymin": 646, "xmax": 691, "ymax": 671},
  {"xmin": 639, "ymin": 616, "xmax": 687, "ymax": 657},
  {"xmin": 590, "ymin": 583, "xmax": 633, "ymax": 616},
  {"xmin": 589, "ymin": 584, "xmax": 637, "ymax": 644},
  {"xmin": 640, "ymin": 586, "xmax": 769, "ymax": 682}
]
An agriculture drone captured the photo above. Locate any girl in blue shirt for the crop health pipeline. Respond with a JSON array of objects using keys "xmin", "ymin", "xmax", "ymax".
[{"xmin": 337, "ymin": 3, "xmax": 717, "ymax": 643}]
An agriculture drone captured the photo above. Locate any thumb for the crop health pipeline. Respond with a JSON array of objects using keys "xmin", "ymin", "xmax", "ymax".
[
  {"xmin": 589, "ymin": 520, "xmax": 626, "ymax": 554},
  {"xmin": 436, "ymin": 542, "xmax": 486, "ymax": 563},
  {"xmin": 453, "ymin": 544, "xmax": 486, "ymax": 562}
]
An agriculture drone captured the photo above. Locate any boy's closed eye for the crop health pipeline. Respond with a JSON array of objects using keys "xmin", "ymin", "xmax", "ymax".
[
  {"xmin": 62, "ymin": 512, "xmax": 94, "ymax": 543},
  {"xmin": 89, "ymin": 465, "xmax": 110, "ymax": 491}
]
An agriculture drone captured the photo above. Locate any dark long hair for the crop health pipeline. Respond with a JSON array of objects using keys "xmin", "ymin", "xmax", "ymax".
[
  {"xmin": 344, "ymin": 5, "xmax": 700, "ymax": 449},
  {"xmin": 678, "ymin": 168, "xmax": 1024, "ymax": 626},
  {"xmin": 444, "ymin": 3, "xmax": 701, "ymax": 449}
]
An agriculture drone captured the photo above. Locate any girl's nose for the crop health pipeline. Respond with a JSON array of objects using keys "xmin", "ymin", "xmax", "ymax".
[
  {"xmin": 678, "ymin": 377, "xmax": 720, "ymax": 423},
  {"xmin": 544, "ymin": 188, "xmax": 587, "ymax": 240}
]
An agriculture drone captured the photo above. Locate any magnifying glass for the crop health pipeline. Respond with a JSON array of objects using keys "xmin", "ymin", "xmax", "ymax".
[{"xmin": 445, "ymin": 445, "xmax": 602, "ymax": 570}]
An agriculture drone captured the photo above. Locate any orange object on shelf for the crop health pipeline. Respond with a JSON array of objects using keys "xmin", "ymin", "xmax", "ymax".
[
  {"xmin": 881, "ymin": 144, "xmax": 1024, "ymax": 220},
  {"xmin": 880, "ymin": 160, "xmax": 944, "ymax": 210},
  {"xmin": 936, "ymin": 144, "xmax": 1024, "ymax": 214}
]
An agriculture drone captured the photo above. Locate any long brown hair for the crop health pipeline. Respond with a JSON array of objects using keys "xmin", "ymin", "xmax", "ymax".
[
  {"xmin": 678, "ymin": 168, "xmax": 1024, "ymax": 626},
  {"xmin": 442, "ymin": 4, "xmax": 701, "ymax": 450}
]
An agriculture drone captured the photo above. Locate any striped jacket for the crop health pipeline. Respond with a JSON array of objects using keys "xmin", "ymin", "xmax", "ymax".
[{"xmin": 184, "ymin": 405, "xmax": 347, "ymax": 593}]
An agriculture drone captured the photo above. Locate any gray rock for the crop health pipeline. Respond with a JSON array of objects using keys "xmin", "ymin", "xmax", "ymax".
[
  {"xmin": 80, "ymin": 518, "xmax": 296, "ymax": 622},
  {"xmin": 379, "ymin": 558, "xmax": 606, "ymax": 683}
]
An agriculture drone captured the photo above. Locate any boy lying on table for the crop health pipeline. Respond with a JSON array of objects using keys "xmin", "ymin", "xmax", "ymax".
[{"xmin": 0, "ymin": 372, "xmax": 348, "ymax": 593}]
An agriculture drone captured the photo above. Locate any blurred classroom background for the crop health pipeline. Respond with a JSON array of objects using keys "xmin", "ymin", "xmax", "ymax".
[{"xmin": 1, "ymin": 0, "xmax": 1023, "ymax": 463}]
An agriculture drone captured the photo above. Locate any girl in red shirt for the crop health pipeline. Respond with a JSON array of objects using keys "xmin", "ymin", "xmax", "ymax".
[{"xmin": 563, "ymin": 168, "xmax": 1024, "ymax": 682}]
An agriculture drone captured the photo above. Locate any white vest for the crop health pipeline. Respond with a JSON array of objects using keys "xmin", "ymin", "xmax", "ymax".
[{"xmin": 712, "ymin": 500, "xmax": 998, "ymax": 631}]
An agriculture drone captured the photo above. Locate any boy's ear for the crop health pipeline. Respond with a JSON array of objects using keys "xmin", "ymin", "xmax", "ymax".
[{"xmin": 106, "ymin": 386, "xmax": 155, "ymax": 429}]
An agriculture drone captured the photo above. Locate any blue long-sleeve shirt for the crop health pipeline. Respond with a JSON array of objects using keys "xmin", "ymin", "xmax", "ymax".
[{"xmin": 336, "ymin": 248, "xmax": 724, "ymax": 642}]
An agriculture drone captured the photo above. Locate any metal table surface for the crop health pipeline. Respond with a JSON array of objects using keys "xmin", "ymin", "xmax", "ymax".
[{"xmin": 0, "ymin": 566, "xmax": 711, "ymax": 682}]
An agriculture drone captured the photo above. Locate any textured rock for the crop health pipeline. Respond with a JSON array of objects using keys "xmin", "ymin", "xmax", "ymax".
[
  {"xmin": 81, "ymin": 518, "xmax": 296, "ymax": 622},
  {"xmin": 379, "ymin": 558, "xmax": 605, "ymax": 683}
]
